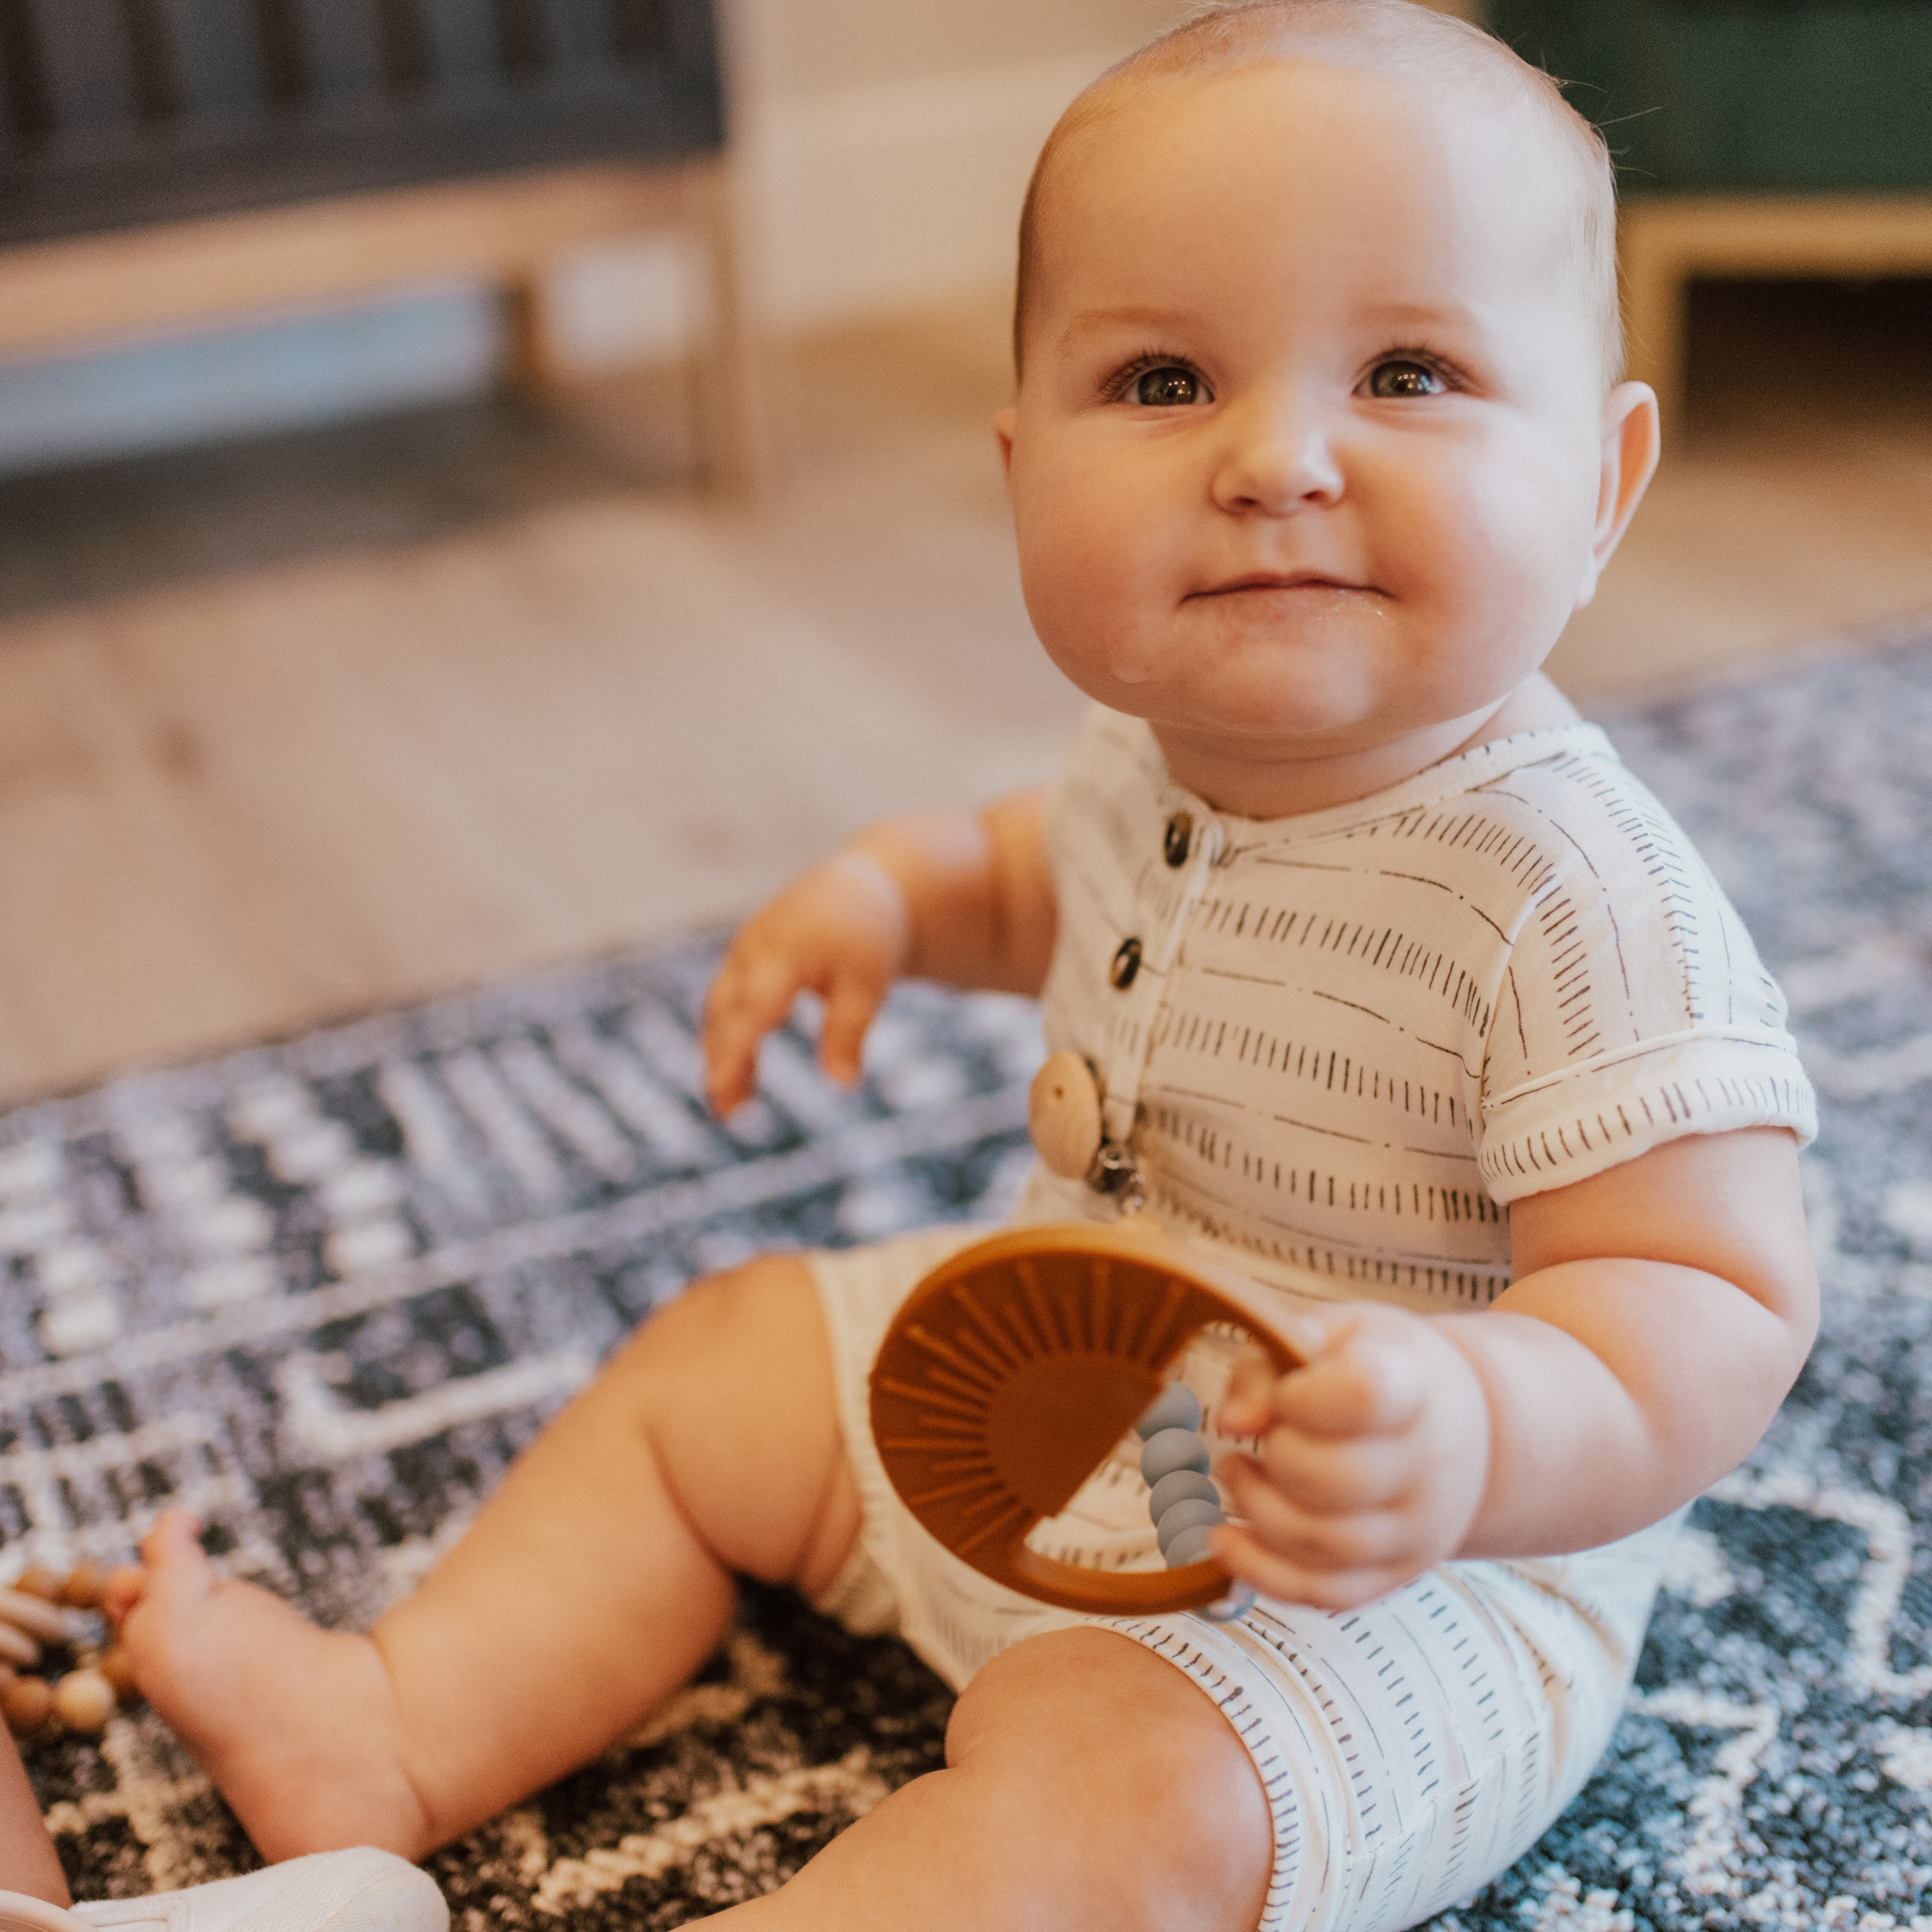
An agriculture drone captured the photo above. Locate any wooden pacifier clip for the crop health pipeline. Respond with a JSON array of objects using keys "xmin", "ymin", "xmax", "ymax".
[
  {"xmin": 1027, "ymin": 1052, "xmax": 1144, "ymax": 1209},
  {"xmin": 869, "ymin": 1221, "xmax": 1298, "ymax": 1617}
]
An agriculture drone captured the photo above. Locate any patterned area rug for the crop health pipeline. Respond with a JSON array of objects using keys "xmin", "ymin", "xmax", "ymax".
[{"xmin": 5, "ymin": 632, "xmax": 1932, "ymax": 1930}]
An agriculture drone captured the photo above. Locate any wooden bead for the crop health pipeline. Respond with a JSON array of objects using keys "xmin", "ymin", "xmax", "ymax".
[
  {"xmin": 60, "ymin": 1562, "xmax": 106, "ymax": 1610},
  {"xmin": 12, "ymin": 1569, "xmax": 59, "ymax": 1604},
  {"xmin": 97, "ymin": 1648, "xmax": 138, "ymax": 1701},
  {"xmin": 2, "ymin": 1677, "xmax": 53, "ymax": 1736},
  {"xmin": 0, "ymin": 1587, "xmax": 71, "ymax": 1646},
  {"xmin": 53, "ymin": 1670, "xmax": 115, "ymax": 1734},
  {"xmin": 1028, "ymin": 1052, "xmax": 1104, "ymax": 1181}
]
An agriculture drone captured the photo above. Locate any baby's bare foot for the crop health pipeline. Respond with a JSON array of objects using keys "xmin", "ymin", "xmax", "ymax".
[{"xmin": 120, "ymin": 1512, "xmax": 434, "ymax": 1862}]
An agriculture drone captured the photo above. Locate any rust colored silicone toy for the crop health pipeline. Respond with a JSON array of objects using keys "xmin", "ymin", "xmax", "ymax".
[{"xmin": 870, "ymin": 1220, "xmax": 1301, "ymax": 1615}]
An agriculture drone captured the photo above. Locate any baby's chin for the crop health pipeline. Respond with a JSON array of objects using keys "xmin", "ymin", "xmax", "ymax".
[{"xmin": 1088, "ymin": 658, "xmax": 1400, "ymax": 747}]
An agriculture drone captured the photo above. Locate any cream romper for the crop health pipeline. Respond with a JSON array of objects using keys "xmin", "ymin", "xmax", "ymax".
[{"xmin": 808, "ymin": 711, "xmax": 1816, "ymax": 1932}]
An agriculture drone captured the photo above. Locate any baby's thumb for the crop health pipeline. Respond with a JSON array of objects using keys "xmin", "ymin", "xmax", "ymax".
[{"xmin": 1218, "ymin": 1311, "xmax": 1345, "ymax": 1430}]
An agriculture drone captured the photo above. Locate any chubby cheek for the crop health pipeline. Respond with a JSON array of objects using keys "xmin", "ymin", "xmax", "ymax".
[
  {"xmin": 1393, "ymin": 442, "xmax": 1596, "ymax": 699},
  {"xmin": 1012, "ymin": 462, "xmax": 1174, "ymax": 697}
]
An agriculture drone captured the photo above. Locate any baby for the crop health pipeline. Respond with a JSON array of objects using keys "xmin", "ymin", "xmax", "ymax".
[{"xmin": 105, "ymin": 5, "xmax": 1821, "ymax": 1930}]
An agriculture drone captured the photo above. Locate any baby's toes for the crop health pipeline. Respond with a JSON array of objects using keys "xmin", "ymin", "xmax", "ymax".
[
  {"xmin": 101, "ymin": 1563, "xmax": 145, "ymax": 1623},
  {"xmin": 129, "ymin": 1511, "xmax": 221, "ymax": 1626}
]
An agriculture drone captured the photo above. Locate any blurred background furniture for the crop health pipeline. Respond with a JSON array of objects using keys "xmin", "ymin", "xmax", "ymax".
[
  {"xmin": 0, "ymin": 0, "xmax": 769, "ymax": 492},
  {"xmin": 4, "ymin": 0, "xmax": 1931, "ymax": 1108},
  {"xmin": 1488, "ymin": 0, "xmax": 1932, "ymax": 426}
]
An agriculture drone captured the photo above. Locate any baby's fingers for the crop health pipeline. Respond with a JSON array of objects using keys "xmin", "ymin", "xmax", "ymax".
[
  {"xmin": 818, "ymin": 968, "xmax": 890, "ymax": 1087},
  {"xmin": 1211, "ymin": 1522, "xmax": 1420, "ymax": 1614},
  {"xmin": 1239, "ymin": 1425, "xmax": 1417, "ymax": 1514},
  {"xmin": 1218, "ymin": 1315, "xmax": 1330, "ymax": 1434},
  {"xmin": 1270, "ymin": 1331, "xmax": 1430, "ymax": 1440},
  {"xmin": 1219, "ymin": 1449, "xmax": 1413, "ymax": 1555},
  {"xmin": 702, "ymin": 951, "xmax": 805, "ymax": 1114}
]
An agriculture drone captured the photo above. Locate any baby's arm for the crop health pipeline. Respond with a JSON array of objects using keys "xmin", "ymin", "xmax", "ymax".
[
  {"xmin": 1214, "ymin": 1125, "xmax": 1818, "ymax": 1610},
  {"xmin": 702, "ymin": 794, "xmax": 1055, "ymax": 1114}
]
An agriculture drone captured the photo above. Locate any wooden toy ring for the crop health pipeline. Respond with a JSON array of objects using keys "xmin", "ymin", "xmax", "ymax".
[{"xmin": 870, "ymin": 1220, "xmax": 1301, "ymax": 1616}]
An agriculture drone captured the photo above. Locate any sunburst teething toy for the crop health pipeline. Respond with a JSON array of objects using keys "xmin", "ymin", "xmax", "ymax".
[{"xmin": 869, "ymin": 1219, "xmax": 1300, "ymax": 1617}]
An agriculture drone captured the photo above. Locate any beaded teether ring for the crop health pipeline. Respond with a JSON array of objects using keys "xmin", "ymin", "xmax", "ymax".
[
  {"xmin": 871, "ymin": 1220, "xmax": 1296, "ymax": 1616},
  {"xmin": 0, "ymin": 1563, "xmax": 140, "ymax": 1741}
]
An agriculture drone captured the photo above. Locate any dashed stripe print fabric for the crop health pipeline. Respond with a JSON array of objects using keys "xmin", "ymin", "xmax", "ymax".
[{"xmin": 1024, "ymin": 709, "xmax": 1815, "ymax": 1308}]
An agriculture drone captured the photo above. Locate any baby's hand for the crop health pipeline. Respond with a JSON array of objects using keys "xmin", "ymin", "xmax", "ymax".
[
  {"xmin": 702, "ymin": 852, "xmax": 910, "ymax": 1116},
  {"xmin": 1212, "ymin": 1304, "xmax": 1490, "ymax": 1611}
]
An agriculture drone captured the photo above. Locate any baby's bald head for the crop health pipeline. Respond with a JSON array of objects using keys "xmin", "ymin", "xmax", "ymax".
[{"xmin": 1014, "ymin": 0, "xmax": 1621, "ymax": 390}]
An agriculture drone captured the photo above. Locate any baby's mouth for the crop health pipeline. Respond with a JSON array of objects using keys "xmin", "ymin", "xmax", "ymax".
[{"xmin": 1187, "ymin": 571, "xmax": 1377, "ymax": 600}]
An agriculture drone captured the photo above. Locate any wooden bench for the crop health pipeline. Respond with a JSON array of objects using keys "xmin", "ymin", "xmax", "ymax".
[
  {"xmin": 1621, "ymin": 192, "xmax": 1932, "ymax": 430},
  {"xmin": 1486, "ymin": 0, "xmax": 1932, "ymax": 432},
  {"xmin": 0, "ymin": 0, "xmax": 768, "ymax": 492}
]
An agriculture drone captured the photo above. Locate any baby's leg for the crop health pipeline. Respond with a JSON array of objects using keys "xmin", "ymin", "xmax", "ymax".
[
  {"xmin": 726, "ymin": 1625, "xmax": 1274, "ymax": 1932},
  {"xmin": 0, "ymin": 1732, "xmax": 70, "ymax": 1906},
  {"xmin": 117, "ymin": 1254, "xmax": 859, "ymax": 1862}
]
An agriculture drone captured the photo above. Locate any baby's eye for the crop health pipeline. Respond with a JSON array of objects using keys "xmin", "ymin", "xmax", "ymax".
[
  {"xmin": 1131, "ymin": 365, "xmax": 1206, "ymax": 406},
  {"xmin": 1366, "ymin": 359, "xmax": 1447, "ymax": 400}
]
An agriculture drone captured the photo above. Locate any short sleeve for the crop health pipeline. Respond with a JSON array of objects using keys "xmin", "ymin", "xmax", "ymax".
[{"xmin": 1472, "ymin": 753, "xmax": 1817, "ymax": 1203}]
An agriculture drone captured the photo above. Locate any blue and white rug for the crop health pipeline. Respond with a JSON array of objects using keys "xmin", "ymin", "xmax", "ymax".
[{"xmin": 6, "ymin": 631, "xmax": 1932, "ymax": 1930}]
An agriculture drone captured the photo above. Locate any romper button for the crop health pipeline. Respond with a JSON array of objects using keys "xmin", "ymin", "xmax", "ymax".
[
  {"xmin": 1110, "ymin": 938, "xmax": 1142, "ymax": 989},
  {"xmin": 1163, "ymin": 812, "xmax": 1192, "ymax": 867}
]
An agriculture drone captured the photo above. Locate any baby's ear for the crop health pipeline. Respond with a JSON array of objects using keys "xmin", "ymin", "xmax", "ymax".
[
  {"xmin": 1574, "ymin": 381, "xmax": 1661, "ymax": 610},
  {"xmin": 993, "ymin": 406, "xmax": 1017, "ymax": 482}
]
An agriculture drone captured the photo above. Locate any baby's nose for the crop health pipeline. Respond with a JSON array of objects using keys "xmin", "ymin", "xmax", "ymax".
[{"xmin": 1211, "ymin": 391, "xmax": 1344, "ymax": 514}]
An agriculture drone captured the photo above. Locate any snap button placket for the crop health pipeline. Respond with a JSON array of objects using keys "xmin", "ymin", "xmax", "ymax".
[{"xmin": 1067, "ymin": 815, "xmax": 1223, "ymax": 1218}]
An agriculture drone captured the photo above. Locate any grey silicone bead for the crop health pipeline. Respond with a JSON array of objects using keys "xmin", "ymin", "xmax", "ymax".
[
  {"xmin": 1157, "ymin": 1496, "xmax": 1226, "ymax": 1558},
  {"xmin": 1204, "ymin": 1583, "xmax": 1257, "ymax": 1623},
  {"xmin": 1164, "ymin": 1523, "xmax": 1218, "ymax": 1567},
  {"xmin": 1148, "ymin": 1469, "xmax": 1219, "ymax": 1522},
  {"xmin": 1135, "ymin": 1383, "xmax": 1202, "ymax": 1440},
  {"xmin": 1140, "ymin": 1427, "xmax": 1212, "ymax": 1486}
]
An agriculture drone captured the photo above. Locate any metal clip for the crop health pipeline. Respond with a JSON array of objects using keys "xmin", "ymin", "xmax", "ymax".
[{"xmin": 1085, "ymin": 1140, "xmax": 1146, "ymax": 1217}]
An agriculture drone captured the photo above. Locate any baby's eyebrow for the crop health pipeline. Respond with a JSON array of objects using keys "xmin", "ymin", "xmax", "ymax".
[
  {"xmin": 1358, "ymin": 301, "xmax": 1475, "ymax": 332},
  {"xmin": 1056, "ymin": 305, "xmax": 1202, "ymax": 352}
]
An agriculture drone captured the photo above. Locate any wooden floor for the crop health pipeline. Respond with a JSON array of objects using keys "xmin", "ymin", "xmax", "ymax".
[{"xmin": 2, "ymin": 277, "xmax": 1930, "ymax": 1107}]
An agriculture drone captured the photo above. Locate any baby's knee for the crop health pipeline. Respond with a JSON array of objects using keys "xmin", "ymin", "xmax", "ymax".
[
  {"xmin": 625, "ymin": 1250, "xmax": 823, "ymax": 1369},
  {"xmin": 947, "ymin": 1627, "xmax": 1274, "ymax": 1928},
  {"xmin": 604, "ymin": 1251, "xmax": 853, "ymax": 1587}
]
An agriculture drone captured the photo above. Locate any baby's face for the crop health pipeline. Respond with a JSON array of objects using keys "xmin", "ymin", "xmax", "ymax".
[{"xmin": 1000, "ymin": 61, "xmax": 1641, "ymax": 803}]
